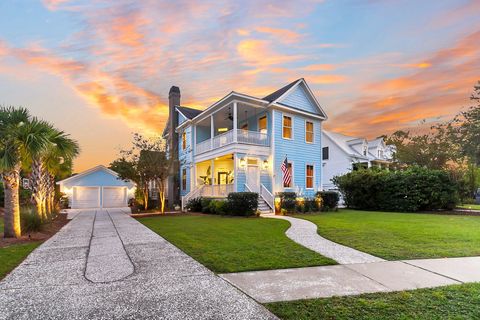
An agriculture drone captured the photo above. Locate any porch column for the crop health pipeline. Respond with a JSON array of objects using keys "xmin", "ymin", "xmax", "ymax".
[
  {"xmin": 210, "ymin": 115, "xmax": 214, "ymax": 150},
  {"xmin": 210, "ymin": 158, "xmax": 215, "ymax": 195},
  {"xmin": 233, "ymin": 101, "xmax": 238, "ymax": 143}
]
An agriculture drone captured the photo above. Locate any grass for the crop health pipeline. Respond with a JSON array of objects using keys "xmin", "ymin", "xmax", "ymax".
[
  {"xmin": 458, "ymin": 204, "xmax": 480, "ymax": 210},
  {"xmin": 299, "ymin": 209, "xmax": 480, "ymax": 260},
  {"xmin": 265, "ymin": 283, "xmax": 480, "ymax": 320},
  {"xmin": 0, "ymin": 242, "xmax": 41, "ymax": 279},
  {"xmin": 139, "ymin": 215, "xmax": 335, "ymax": 273}
]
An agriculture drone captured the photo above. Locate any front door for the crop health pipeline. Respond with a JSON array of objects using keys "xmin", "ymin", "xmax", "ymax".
[{"xmin": 246, "ymin": 164, "xmax": 260, "ymax": 192}]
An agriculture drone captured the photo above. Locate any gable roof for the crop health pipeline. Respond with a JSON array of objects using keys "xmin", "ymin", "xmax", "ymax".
[
  {"xmin": 56, "ymin": 165, "xmax": 134, "ymax": 185},
  {"xmin": 262, "ymin": 79, "xmax": 302, "ymax": 102},
  {"xmin": 323, "ymin": 131, "xmax": 369, "ymax": 159},
  {"xmin": 176, "ymin": 106, "xmax": 202, "ymax": 119}
]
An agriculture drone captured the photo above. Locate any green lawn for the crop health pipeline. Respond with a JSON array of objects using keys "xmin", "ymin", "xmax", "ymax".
[
  {"xmin": 299, "ymin": 210, "xmax": 480, "ymax": 260},
  {"xmin": 0, "ymin": 242, "xmax": 41, "ymax": 279},
  {"xmin": 459, "ymin": 204, "xmax": 480, "ymax": 210},
  {"xmin": 0, "ymin": 217, "xmax": 41, "ymax": 279},
  {"xmin": 139, "ymin": 215, "xmax": 335, "ymax": 273},
  {"xmin": 265, "ymin": 283, "xmax": 480, "ymax": 320}
]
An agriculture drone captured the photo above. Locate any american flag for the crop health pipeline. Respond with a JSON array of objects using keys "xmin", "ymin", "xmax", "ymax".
[{"xmin": 281, "ymin": 156, "xmax": 291, "ymax": 187}]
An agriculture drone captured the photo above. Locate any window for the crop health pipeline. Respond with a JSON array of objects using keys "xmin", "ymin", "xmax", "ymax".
[
  {"xmin": 363, "ymin": 145, "xmax": 367, "ymax": 156},
  {"xmin": 258, "ymin": 115, "xmax": 267, "ymax": 134},
  {"xmin": 378, "ymin": 149, "xmax": 384, "ymax": 158},
  {"xmin": 282, "ymin": 115, "xmax": 292, "ymax": 139},
  {"xmin": 182, "ymin": 131, "xmax": 187, "ymax": 150},
  {"xmin": 322, "ymin": 147, "xmax": 329, "ymax": 160},
  {"xmin": 182, "ymin": 168, "xmax": 187, "ymax": 190},
  {"xmin": 305, "ymin": 121, "xmax": 314, "ymax": 143},
  {"xmin": 306, "ymin": 165, "xmax": 314, "ymax": 189},
  {"xmin": 283, "ymin": 162, "xmax": 293, "ymax": 188}
]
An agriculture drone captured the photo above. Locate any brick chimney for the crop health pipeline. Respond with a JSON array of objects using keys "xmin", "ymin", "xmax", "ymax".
[{"xmin": 167, "ymin": 86, "xmax": 181, "ymax": 208}]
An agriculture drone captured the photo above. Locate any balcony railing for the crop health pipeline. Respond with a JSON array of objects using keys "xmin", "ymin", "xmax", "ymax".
[{"xmin": 195, "ymin": 129, "xmax": 269, "ymax": 155}]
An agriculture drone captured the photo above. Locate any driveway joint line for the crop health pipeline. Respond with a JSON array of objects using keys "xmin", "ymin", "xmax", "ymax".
[{"xmin": 401, "ymin": 260, "xmax": 464, "ymax": 284}]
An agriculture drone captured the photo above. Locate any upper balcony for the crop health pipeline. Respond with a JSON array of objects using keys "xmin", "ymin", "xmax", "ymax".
[
  {"xmin": 196, "ymin": 129, "xmax": 269, "ymax": 155},
  {"xmin": 190, "ymin": 98, "xmax": 271, "ymax": 159}
]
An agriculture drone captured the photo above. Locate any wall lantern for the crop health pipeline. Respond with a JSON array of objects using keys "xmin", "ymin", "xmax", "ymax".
[
  {"xmin": 262, "ymin": 160, "xmax": 269, "ymax": 170},
  {"xmin": 239, "ymin": 158, "xmax": 246, "ymax": 168},
  {"xmin": 218, "ymin": 127, "xmax": 228, "ymax": 133}
]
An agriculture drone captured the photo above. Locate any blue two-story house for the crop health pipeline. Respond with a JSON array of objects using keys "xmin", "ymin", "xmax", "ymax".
[{"xmin": 164, "ymin": 78, "xmax": 328, "ymax": 212}]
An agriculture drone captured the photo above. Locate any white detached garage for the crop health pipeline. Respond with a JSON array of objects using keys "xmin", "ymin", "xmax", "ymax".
[{"xmin": 57, "ymin": 165, "xmax": 136, "ymax": 209}]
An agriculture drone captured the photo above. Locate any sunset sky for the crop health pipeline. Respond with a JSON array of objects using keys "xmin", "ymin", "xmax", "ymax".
[{"xmin": 0, "ymin": 0, "xmax": 479, "ymax": 172}]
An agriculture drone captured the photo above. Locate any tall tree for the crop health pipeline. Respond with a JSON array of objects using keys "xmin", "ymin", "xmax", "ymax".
[{"xmin": 0, "ymin": 107, "xmax": 51, "ymax": 238}]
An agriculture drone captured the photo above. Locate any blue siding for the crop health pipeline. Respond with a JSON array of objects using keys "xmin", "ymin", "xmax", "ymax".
[
  {"xmin": 273, "ymin": 110, "xmax": 322, "ymax": 197},
  {"xmin": 280, "ymin": 85, "xmax": 319, "ymax": 114},
  {"xmin": 63, "ymin": 169, "xmax": 133, "ymax": 188},
  {"xmin": 178, "ymin": 112, "xmax": 187, "ymax": 125}
]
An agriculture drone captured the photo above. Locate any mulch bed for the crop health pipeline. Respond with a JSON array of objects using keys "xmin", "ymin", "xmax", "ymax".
[{"xmin": 0, "ymin": 212, "xmax": 69, "ymax": 248}]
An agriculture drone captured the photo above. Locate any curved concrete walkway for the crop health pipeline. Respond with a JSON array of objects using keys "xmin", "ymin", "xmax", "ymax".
[
  {"xmin": 0, "ymin": 208, "xmax": 276, "ymax": 320},
  {"xmin": 263, "ymin": 214, "xmax": 384, "ymax": 264}
]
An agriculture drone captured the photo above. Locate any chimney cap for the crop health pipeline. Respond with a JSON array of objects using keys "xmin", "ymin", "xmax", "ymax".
[{"xmin": 169, "ymin": 86, "xmax": 180, "ymax": 94}]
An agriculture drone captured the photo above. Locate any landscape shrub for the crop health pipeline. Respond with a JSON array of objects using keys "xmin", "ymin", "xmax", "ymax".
[
  {"xmin": 208, "ymin": 200, "xmax": 229, "ymax": 215},
  {"xmin": 201, "ymin": 198, "xmax": 213, "ymax": 213},
  {"xmin": 333, "ymin": 167, "xmax": 458, "ymax": 212},
  {"xmin": 276, "ymin": 192, "xmax": 297, "ymax": 213},
  {"xmin": 226, "ymin": 192, "xmax": 258, "ymax": 216},
  {"xmin": 21, "ymin": 207, "xmax": 43, "ymax": 233},
  {"xmin": 186, "ymin": 197, "xmax": 202, "ymax": 212},
  {"xmin": 316, "ymin": 191, "xmax": 339, "ymax": 211}
]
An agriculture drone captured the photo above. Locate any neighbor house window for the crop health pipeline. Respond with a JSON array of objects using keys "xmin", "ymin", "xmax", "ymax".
[
  {"xmin": 378, "ymin": 149, "xmax": 384, "ymax": 158},
  {"xmin": 258, "ymin": 115, "xmax": 267, "ymax": 134},
  {"xmin": 182, "ymin": 168, "xmax": 187, "ymax": 190},
  {"xmin": 306, "ymin": 165, "xmax": 314, "ymax": 189},
  {"xmin": 283, "ymin": 162, "xmax": 293, "ymax": 188},
  {"xmin": 283, "ymin": 115, "xmax": 292, "ymax": 139},
  {"xmin": 305, "ymin": 121, "xmax": 314, "ymax": 143},
  {"xmin": 322, "ymin": 147, "xmax": 329, "ymax": 160},
  {"xmin": 182, "ymin": 131, "xmax": 187, "ymax": 150},
  {"xmin": 363, "ymin": 145, "xmax": 367, "ymax": 156}
]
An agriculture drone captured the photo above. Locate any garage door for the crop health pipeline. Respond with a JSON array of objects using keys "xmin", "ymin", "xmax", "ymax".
[
  {"xmin": 103, "ymin": 187, "xmax": 126, "ymax": 208},
  {"xmin": 73, "ymin": 187, "xmax": 100, "ymax": 209}
]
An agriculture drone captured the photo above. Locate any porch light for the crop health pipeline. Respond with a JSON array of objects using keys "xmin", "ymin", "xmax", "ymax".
[
  {"xmin": 239, "ymin": 158, "xmax": 246, "ymax": 168},
  {"xmin": 262, "ymin": 160, "xmax": 269, "ymax": 170},
  {"xmin": 218, "ymin": 127, "xmax": 228, "ymax": 133}
]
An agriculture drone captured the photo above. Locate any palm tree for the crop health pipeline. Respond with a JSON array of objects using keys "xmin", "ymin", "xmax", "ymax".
[
  {"xmin": 29, "ymin": 124, "xmax": 79, "ymax": 219},
  {"xmin": 0, "ymin": 107, "xmax": 51, "ymax": 238}
]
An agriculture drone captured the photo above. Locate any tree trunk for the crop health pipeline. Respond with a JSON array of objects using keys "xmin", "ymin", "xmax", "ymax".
[
  {"xmin": 143, "ymin": 185, "xmax": 149, "ymax": 210},
  {"xmin": 157, "ymin": 178, "xmax": 166, "ymax": 214},
  {"xmin": 3, "ymin": 167, "xmax": 22, "ymax": 238},
  {"xmin": 30, "ymin": 159, "xmax": 48, "ymax": 220}
]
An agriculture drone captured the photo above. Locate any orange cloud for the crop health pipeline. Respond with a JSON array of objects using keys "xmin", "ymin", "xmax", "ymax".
[
  {"xmin": 308, "ymin": 74, "xmax": 347, "ymax": 84},
  {"xmin": 302, "ymin": 64, "xmax": 336, "ymax": 71},
  {"xmin": 255, "ymin": 26, "xmax": 302, "ymax": 44}
]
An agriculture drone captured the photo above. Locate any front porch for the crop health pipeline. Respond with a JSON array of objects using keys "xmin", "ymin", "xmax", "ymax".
[{"xmin": 182, "ymin": 153, "xmax": 274, "ymax": 211}]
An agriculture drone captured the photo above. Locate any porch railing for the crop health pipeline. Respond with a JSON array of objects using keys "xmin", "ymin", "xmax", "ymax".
[
  {"xmin": 181, "ymin": 184, "xmax": 234, "ymax": 211},
  {"xmin": 260, "ymin": 184, "xmax": 274, "ymax": 209},
  {"xmin": 195, "ymin": 129, "xmax": 269, "ymax": 155}
]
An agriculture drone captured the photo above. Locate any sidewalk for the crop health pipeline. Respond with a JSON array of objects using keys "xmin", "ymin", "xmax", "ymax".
[{"xmin": 221, "ymin": 257, "xmax": 480, "ymax": 303}]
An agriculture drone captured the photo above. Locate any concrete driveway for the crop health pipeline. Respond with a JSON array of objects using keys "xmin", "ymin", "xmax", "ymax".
[{"xmin": 0, "ymin": 208, "xmax": 276, "ymax": 319}]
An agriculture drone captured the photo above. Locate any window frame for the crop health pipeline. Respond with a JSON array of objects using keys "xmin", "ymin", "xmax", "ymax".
[
  {"xmin": 322, "ymin": 146, "xmax": 329, "ymax": 160},
  {"xmin": 306, "ymin": 164, "xmax": 314, "ymax": 189},
  {"xmin": 258, "ymin": 114, "xmax": 267, "ymax": 134},
  {"xmin": 282, "ymin": 114, "xmax": 293, "ymax": 140},
  {"xmin": 182, "ymin": 168, "xmax": 187, "ymax": 191},
  {"xmin": 182, "ymin": 131, "xmax": 187, "ymax": 150},
  {"xmin": 305, "ymin": 120, "xmax": 314, "ymax": 144}
]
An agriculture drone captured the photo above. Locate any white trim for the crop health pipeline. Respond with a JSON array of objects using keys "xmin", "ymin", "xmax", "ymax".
[
  {"xmin": 194, "ymin": 144, "xmax": 270, "ymax": 164},
  {"xmin": 271, "ymin": 110, "xmax": 276, "ymax": 195},
  {"xmin": 281, "ymin": 113, "xmax": 294, "ymax": 140},
  {"xmin": 305, "ymin": 119, "xmax": 314, "ymax": 144},
  {"xmin": 271, "ymin": 103, "xmax": 325, "ymax": 120},
  {"xmin": 305, "ymin": 163, "xmax": 314, "ymax": 190}
]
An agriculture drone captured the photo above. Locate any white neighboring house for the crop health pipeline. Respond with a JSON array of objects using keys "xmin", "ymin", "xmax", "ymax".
[
  {"xmin": 57, "ymin": 165, "xmax": 136, "ymax": 209},
  {"xmin": 321, "ymin": 131, "xmax": 396, "ymax": 190}
]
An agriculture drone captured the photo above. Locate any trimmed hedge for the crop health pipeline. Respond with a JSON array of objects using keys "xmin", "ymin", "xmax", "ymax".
[
  {"xmin": 333, "ymin": 167, "xmax": 459, "ymax": 212},
  {"xmin": 277, "ymin": 192, "xmax": 297, "ymax": 213},
  {"xmin": 186, "ymin": 197, "xmax": 202, "ymax": 212},
  {"xmin": 227, "ymin": 192, "xmax": 258, "ymax": 216},
  {"xmin": 316, "ymin": 191, "xmax": 339, "ymax": 211}
]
